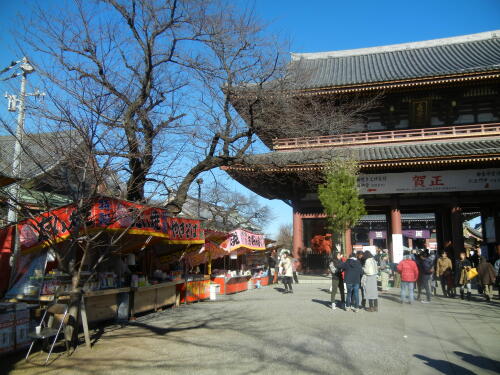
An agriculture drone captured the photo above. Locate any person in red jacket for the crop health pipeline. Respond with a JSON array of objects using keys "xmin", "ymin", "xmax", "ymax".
[{"xmin": 397, "ymin": 250, "xmax": 419, "ymax": 304}]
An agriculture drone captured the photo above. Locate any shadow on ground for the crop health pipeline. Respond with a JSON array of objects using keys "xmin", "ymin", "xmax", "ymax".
[
  {"xmin": 414, "ymin": 354, "xmax": 476, "ymax": 374},
  {"xmin": 453, "ymin": 351, "xmax": 500, "ymax": 373},
  {"xmin": 311, "ymin": 298, "xmax": 331, "ymax": 309}
]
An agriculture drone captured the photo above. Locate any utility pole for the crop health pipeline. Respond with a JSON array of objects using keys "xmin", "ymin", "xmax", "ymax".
[
  {"xmin": 2, "ymin": 57, "xmax": 44, "ymax": 280},
  {"xmin": 5, "ymin": 58, "xmax": 34, "ymax": 223}
]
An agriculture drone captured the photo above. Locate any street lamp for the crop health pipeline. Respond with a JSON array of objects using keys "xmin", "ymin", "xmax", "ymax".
[{"xmin": 196, "ymin": 178, "xmax": 203, "ymax": 218}]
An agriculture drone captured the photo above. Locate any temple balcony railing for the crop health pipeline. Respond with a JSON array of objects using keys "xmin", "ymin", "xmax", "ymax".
[{"xmin": 272, "ymin": 122, "xmax": 500, "ymax": 151}]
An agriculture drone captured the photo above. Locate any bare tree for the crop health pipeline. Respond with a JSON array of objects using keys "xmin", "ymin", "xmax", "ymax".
[
  {"xmin": 15, "ymin": 1, "xmax": 285, "ymax": 210},
  {"xmin": 19, "ymin": 0, "xmax": 206, "ymax": 202},
  {"xmin": 201, "ymin": 185, "xmax": 272, "ymax": 232},
  {"xmin": 14, "ymin": 0, "xmax": 377, "ymax": 218},
  {"xmin": 276, "ymin": 223, "xmax": 293, "ymax": 250}
]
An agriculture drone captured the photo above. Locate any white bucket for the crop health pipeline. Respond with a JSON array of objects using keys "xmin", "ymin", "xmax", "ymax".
[{"xmin": 209, "ymin": 283, "xmax": 220, "ymax": 301}]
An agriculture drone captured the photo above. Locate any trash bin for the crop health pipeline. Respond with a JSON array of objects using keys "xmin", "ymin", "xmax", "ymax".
[{"xmin": 209, "ymin": 283, "xmax": 220, "ymax": 301}]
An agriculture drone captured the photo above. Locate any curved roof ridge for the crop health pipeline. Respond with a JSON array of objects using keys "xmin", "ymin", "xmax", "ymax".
[{"xmin": 291, "ymin": 30, "xmax": 500, "ymax": 61}]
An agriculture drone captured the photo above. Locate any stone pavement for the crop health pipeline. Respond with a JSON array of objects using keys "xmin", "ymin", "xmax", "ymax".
[{"xmin": 3, "ymin": 282, "xmax": 500, "ymax": 375}]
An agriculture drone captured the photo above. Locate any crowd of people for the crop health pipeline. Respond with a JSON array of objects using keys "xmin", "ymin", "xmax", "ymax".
[
  {"xmin": 327, "ymin": 246, "xmax": 499, "ymax": 312},
  {"xmin": 328, "ymin": 250, "xmax": 380, "ymax": 312},
  {"xmin": 267, "ymin": 245, "xmax": 499, "ymax": 310}
]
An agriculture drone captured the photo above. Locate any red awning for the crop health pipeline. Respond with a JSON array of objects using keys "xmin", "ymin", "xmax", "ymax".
[{"xmin": 8, "ymin": 196, "xmax": 205, "ymax": 255}]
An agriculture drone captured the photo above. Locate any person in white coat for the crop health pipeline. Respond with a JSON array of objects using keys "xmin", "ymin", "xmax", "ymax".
[
  {"xmin": 280, "ymin": 251, "xmax": 294, "ymax": 293},
  {"xmin": 362, "ymin": 251, "xmax": 379, "ymax": 312}
]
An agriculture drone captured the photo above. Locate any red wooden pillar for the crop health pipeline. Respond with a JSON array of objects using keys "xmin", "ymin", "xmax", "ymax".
[
  {"xmin": 390, "ymin": 203, "xmax": 403, "ymax": 263},
  {"xmin": 292, "ymin": 207, "xmax": 303, "ymax": 260},
  {"xmin": 345, "ymin": 228, "xmax": 352, "ymax": 256}
]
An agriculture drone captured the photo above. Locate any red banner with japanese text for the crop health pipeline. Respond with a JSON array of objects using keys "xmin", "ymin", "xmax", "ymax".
[{"xmin": 15, "ymin": 197, "xmax": 204, "ymax": 254}]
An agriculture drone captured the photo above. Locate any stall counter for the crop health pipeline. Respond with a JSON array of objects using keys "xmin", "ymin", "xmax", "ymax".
[
  {"xmin": 177, "ymin": 276, "xmax": 210, "ymax": 303},
  {"xmin": 132, "ymin": 281, "xmax": 184, "ymax": 316},
  {"xmin": 84, "ymin": 287, "xmax": 131, "ymax": 324},
  {"xmin": 211, "ymin": 275, "xmax": 251, "ymax": 295}
]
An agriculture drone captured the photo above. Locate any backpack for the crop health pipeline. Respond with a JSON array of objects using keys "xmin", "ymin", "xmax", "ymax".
[
  {"xmin": 423, "ymin": 258, "xmax": 434, "ymax": 274},
  {"xmin": 328, "ymin": 261, "xmax": 338, "ymax": 275}
]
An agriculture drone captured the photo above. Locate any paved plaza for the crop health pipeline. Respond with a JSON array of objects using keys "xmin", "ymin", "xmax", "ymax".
[{"xmin": 4, "ymin": 281, "xmax": 500, "ymax": 375}]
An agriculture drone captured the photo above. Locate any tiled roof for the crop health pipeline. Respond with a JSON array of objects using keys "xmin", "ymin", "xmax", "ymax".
[
  {"xmin": 0, "ymin": 131, "xmax": 82, "ymax": 180},
  {"xmin": 0, "ymin": 186, "xmax": 72, "ymax": 207},
  {"xmin": 235, "ymin": 138, "xmax": 500, "ymax": 167},
  {"xmin": 289, "ymin": 31, "xmax": 500, "ymax": 89}
]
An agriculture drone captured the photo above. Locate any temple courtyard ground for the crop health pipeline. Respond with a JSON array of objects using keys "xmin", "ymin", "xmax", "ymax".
[{"xmin": 3, "ymin": 279, "xmax": 500, "ymax": 375}]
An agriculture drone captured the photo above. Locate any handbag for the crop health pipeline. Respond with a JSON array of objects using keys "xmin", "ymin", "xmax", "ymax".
[{"xmin": 467, "ymin": 267, "xmax": 478, "ymax": 280}]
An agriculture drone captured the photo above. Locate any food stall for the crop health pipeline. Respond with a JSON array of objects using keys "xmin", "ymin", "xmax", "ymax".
[
  {"xmin": 246, "ymin": 251, "xmax": 270, "ymax": 288},
  {"xmin": 181, "ymin": 231, "xmax": 229, "ymax": 301},
  {"xmin": 210, "ymin": 229, "xmax": 266, "ymax": 295},
  {"xmin": 1, "ymin": 197, "xmax": 206, "ymax": 330}
]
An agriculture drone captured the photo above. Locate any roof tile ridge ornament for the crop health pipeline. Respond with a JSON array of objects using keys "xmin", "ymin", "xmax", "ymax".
[{"xmin": 290, "ymin": 30, "xmax": 500, "ymax": 61}]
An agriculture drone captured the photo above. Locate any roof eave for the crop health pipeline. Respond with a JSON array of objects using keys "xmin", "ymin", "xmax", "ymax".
[{"xmin": 288, "ymin": 70, "xmax": 500, "ymax": 97}]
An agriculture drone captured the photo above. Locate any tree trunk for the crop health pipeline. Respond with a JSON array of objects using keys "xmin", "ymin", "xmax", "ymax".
[
  {"xmin": 64, "ymin": 289, "xmax": 82, "ymax": 346},
  {"xmin": 166, "ymin": 159, "xmax": 219, "ymax": 214}
]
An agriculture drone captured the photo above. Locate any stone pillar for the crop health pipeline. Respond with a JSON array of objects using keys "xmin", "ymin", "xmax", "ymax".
[
  {"xmin": 408, "ymin": 238, "xmax": 413, "ymax": 249},
  {"xmin": 345, "ymin": 228, "xmax": 352, "ymax": 256},
  {"xmin": 451, "ymin": 205, "xmax": 464, "ymax": 259},
  {"xmin": 292, "ymin": 206, "xmax": 304, "ymax": 260},
  {"xmin": 391, "ymin": 202, "xmax": 403, "ymax": 263}
]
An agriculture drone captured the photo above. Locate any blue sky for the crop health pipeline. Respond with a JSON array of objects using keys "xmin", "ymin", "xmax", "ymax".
[{"xmin": 1, "ymin": 0, "xmax": 499, "ymax": 237}]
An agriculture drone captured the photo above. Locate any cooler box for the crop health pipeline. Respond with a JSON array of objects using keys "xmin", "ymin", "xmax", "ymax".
[
  {"xmin": 0, "ymin": 303, "xmax": 15, "ymax": 354},
  {"xmin": 15, "ymin": 303, "xmax": 31, "ymax": 350}
]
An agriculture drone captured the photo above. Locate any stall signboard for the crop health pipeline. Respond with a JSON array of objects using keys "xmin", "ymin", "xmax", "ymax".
[
  {"xmin": 14, "ymin": 197, "xmax": 204, "ymax": 254},
  {"xmin": 222, "ymin": 229, "xmax": 265, "ymax": 253}
]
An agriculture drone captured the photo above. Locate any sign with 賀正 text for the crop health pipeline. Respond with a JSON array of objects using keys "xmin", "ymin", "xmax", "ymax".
[{"xmin": 357, "ymin": 168, "xmax": 500, "ymax": 195}]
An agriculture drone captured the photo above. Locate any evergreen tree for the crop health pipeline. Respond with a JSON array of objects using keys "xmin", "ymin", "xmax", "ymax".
[{"xmin": 318, "ymin": 160, "xmax": 366, "ymax": 253}]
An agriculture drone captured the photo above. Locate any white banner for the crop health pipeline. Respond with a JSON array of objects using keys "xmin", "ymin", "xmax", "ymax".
[
  {"xmin": 358, "ymin": 168, "xmax": 500, "ymax": 195},
  {"xmin": 392, "ymin": 234, "xmax": 404, "ymax": 264}
]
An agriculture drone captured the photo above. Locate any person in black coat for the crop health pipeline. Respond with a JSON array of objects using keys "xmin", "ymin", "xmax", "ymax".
[
  {"xmin": 416, "ymin": 250, "xmax": 434, "ymax": 303},
  {"xmin": 268, "ymin": 250, "xmax": 277, "ymax": 285},
  {"xmin": 339, "ymin": 254, "xmax": 363, "ymax": 312}
]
